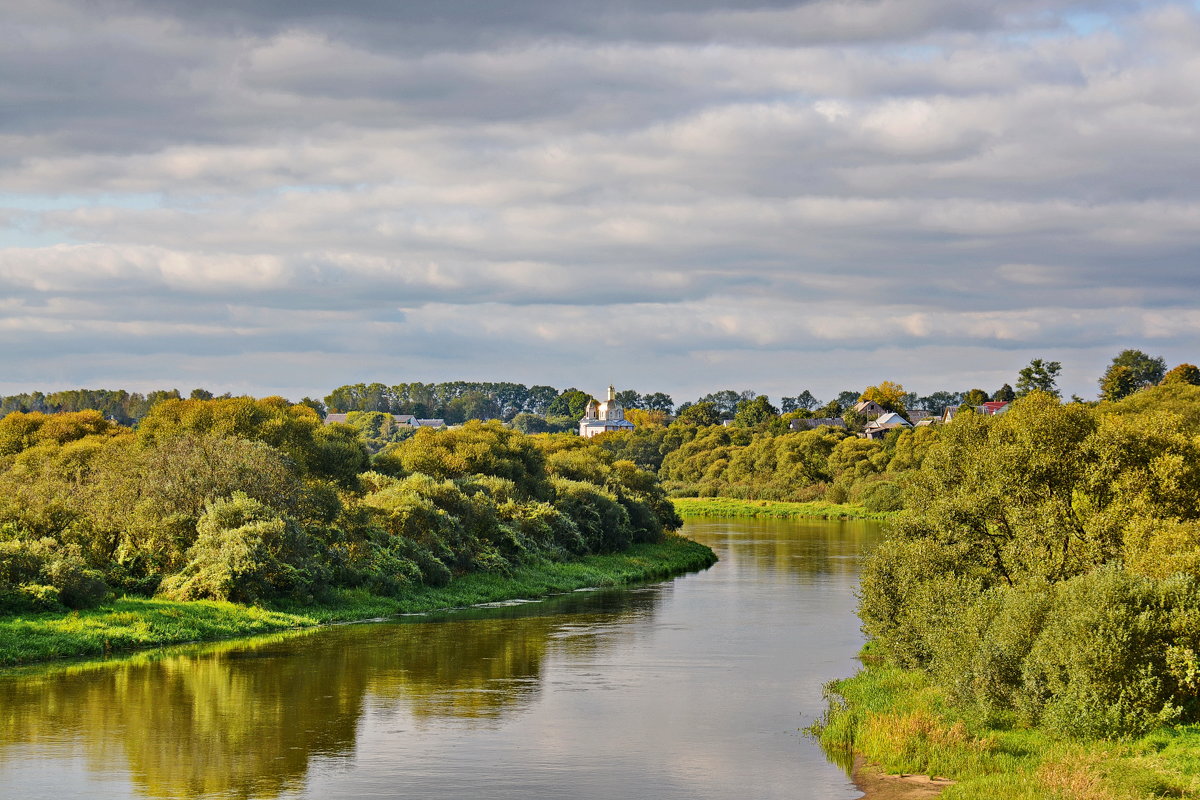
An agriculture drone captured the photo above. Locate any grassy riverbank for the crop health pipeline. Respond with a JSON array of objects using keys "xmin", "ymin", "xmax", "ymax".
[
  {"xmin": 0, "ymin": 535, "xmax": 716, "ymax": 667},
  {"xmin": 672, "ymin": 497, "xmax": 890, "ymax": 520},
  {"xmin": 812, "ymin": 650, "xmax": 1200, "ymax": 800}
]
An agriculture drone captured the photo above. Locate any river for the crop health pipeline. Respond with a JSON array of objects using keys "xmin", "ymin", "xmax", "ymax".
[{"xmin": 0, "ymin": 517, "xmax": 882, "ymax": 800}]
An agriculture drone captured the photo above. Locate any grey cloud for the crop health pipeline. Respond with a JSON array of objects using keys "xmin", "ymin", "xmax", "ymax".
[{"xmin": 1, "ymin": 0, "xmax": 1198, "ymax": 399}]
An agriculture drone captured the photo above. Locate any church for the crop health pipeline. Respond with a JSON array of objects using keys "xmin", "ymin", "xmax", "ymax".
[{"xmin": 578, "ymin": 385, "xmax": 636, "ymax": 438}]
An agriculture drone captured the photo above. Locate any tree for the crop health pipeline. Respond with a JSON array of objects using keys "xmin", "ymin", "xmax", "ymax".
[
  {"xmin": 1162, "ymin": 364, "xmax": 1200, "ymax": 386},
  {"xmin": 920, "ymin": 391, "xmax": 959, "ymax": 415},
  {"xmin": 833, "ymin": 390, "xmax": 858, "ymax": 409},
  {"xmin": 1016, "ymin": 358, "xmax": 1062, "ymax": 398},
  {"xmin": 510, "ymin": 413, "xmax": 552, "ymax": 434},
  {"xmin": 960, "ymin": 388, "xmax": 989, "ymax": 409},
  {"xmin": 817, "ymin": 399, "xmax": 844, "ymax": 418},
  {"xmin": 298, "ymin": 397, "xmax": 326, "ymax": 418},
  {"xmin": 1108, "ymin": 349, "xmax": 1167, "ymax": 388},
  {"xmin": 625, "ymin": 408, "xmax": 668, "ymax": 428},
  {"xmin": 677, "ymin": 401, "xmax": 721, "ymax": 427},
  {"xmin": 444, "ymin": 391, "xmax": 502, "ymax": 423},
  {"xmin": 189, "ymin": 388, "xmax": 214, "ymax": 401},
  {"xmin": 525, "ymin": 385, "xmax": 560, "ymax": 415},
  {"xmin": 859, "ymin": 381, "xmax": 908, "ymax": 414},
  {"xmin": 1099, "ymin": 365, "xmax": 1140, "ymax": 402},
  {"xmin": 614, "ymin": 389, "xmax": 642, "ymax": 409},
  {"xmin": 992, "ymin": 384, "xmax": 1015, "ymax": 402},
  {"xmin": 546, "ymin": 389, "xmax": 592, "ymax": 419},
  {"xmin": 641, "ymin": 392, "xmax": 674, "ymax": 413},
  {"xmin": 697, "ymin": 390, "xmax": 743, "ymax": 418},
  {"xmin": 733, "ymin": 395, "xmax": 779, "ymax": 428},
  {"xmin": 781, "ymin": 390, "xmax": 819, "ymax": 414}
]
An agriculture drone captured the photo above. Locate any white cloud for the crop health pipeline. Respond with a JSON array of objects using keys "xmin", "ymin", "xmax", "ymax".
[{"xmin": 0, "ymin": 0, "xmax": 1198, "ymax": 400}]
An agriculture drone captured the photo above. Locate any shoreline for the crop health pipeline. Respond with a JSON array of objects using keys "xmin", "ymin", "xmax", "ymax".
[
  {"xmin": 0, "ymin": 535, "xmax": 716, "ymax": 669},
  {"xmin": 671, "ymin": 497, "xmax": 892, "ymax": 520},
  {"xmin": 814, "ymin": 659, "xmax": 1200, "ymax": 800},
  {"xmin": 852, "ymin": 756, "xmax": 951, "ymax": 800}
]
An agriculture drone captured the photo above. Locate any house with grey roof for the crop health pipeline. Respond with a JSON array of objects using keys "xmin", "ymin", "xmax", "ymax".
[{"xmin": 863, "ymin": 411, "xmax": 913, "ymax": 439}]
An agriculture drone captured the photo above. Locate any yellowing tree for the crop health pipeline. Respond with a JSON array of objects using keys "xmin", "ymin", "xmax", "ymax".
[
  {"xmin": 625, "ymin": 408, "xmax": 668, "ymax": 428},
  {"xmin": 858, "ymin": 381, "xmax": 908, "ymax": 414}
]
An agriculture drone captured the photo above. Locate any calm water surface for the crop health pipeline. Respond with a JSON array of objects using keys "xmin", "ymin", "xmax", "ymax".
[{"xmin": 0, "ymin": 517, "xmax": 881, "ymax": 800}]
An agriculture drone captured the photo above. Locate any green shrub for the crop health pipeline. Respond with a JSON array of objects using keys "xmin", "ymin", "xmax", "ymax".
[
  {"xmin": 159, "ymin": 493, "xmax": 327, "ymax": 603},
  {"xmin": 1021, "ymin": 568, "xmax": 1195, "ymax": 738},
  {"xmin": 856, "ymin": 480, "xmax": 905, "ymax": 513},
  {"xmin": 0, "ymin": 536, "xmax": 109, "ymax": 610},
  {"xmin": 551, "ymin": 478, "xmax": 633, "ymax": 552}
]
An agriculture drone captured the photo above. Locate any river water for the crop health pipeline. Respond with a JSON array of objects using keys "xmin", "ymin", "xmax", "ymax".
[{"xmin": 0, "ymin": 517, "xmax": 882, "ymax": 800}]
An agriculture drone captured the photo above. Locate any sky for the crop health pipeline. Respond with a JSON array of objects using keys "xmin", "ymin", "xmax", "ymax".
[{"xmin": 2, "ymin": 0, "xmax": 1199, "ymax": 405}]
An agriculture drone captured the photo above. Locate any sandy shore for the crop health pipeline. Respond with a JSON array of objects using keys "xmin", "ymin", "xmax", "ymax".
[{"xmin": 852, "ymin": 756, "xmax": 953, "ymax": 800}]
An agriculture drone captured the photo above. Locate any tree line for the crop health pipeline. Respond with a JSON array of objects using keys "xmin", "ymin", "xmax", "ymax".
[
  {"xmin": 0, "ymin": 398, "xmax": 681, "ymax": 614},
  {"xmin": 859, "ymin": 385, "xmax": 1200, "ymax": 739}
]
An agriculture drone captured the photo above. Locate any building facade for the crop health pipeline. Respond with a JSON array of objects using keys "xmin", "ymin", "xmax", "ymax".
[{"xmin": 579, "ymin": 385, "xmax": 636, "ymax": 438}]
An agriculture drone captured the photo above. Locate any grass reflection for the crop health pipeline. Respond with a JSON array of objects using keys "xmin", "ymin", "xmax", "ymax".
[{"xmin": 0, "ymin": 587, "xmax": 660, "ymax": 800}]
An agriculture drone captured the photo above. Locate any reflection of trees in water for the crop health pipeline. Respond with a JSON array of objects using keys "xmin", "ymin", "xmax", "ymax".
[
  {"xmin": 364, "ymin": 588, "xmax": 659, "ymax": 722},
  {"xmin": 0, "ymin": 586, "xmax": 661, "ymax": 800},
  {"xmin": 685, "ymin": 518, "xmax": 883, "ymax": 581}
]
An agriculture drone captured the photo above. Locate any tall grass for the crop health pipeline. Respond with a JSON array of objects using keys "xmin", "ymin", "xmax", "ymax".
[
  {"xmin": 0, "ymin": 535, "xmax": 716, "ymax": 667},
  {"xmin": 672, "ymin": 497, "xmax": 891, "ymax": 520},
  {"xmin": 810, "ymin": 652, "xmax": 1200, "ymax": 799}
]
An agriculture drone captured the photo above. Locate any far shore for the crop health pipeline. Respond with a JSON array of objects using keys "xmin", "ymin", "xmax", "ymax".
[{"xmin": 671, "ymin": 496, "xmax": 892, "ymax": 520}]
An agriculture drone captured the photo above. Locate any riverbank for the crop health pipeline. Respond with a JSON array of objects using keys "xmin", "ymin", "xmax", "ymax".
[
  {"xmin": 0, "ymin": 535, "xmax": 716, "ymax": 667},
  {"xmin": 813, "ymin": 652, "xmax": 1200, "ymax": 800},
  {"xmin": 672, "ymin": 497, "xmax": 891, "ymax": 520}
]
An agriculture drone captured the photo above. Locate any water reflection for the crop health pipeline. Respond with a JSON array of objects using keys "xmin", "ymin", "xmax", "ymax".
[
  {"xmin": 0, "ymin": 588, "xmax": 660, "ymax": 800},
  {"xmin": 0, "ymin": 518, "xmax": 882, "ymax": 800}
]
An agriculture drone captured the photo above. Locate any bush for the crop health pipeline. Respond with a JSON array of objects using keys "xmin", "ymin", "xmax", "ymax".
[
  {"xmin": 0, "ymin": 536, "xmax": 109, "ymax": 610},
  {"xmin": 854, "ymin": 480, "xmax": 905, "ymax": 512},
  {"xmin": 159, "ymin": 493, "xmax": 327, "ymax": 603},
  {"xmin": 1021, "ymin": 568, "xmax": 1194, "ymax": 738},
  {"xmin": 551, "ymin": 478, "xmax": 633, "ymax": 553}
]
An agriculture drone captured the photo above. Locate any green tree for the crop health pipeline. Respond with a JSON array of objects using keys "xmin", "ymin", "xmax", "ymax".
[
  {"xmin": 1109, "ymin": 349, "xmax": 1167, "ymax": 387},
  {"xmin": 641, "ymin": 392, "xmax": 675, "ymax": 413},
  {"xmin": 697, "ymin": 390, "xmax": 743, "ymax": 418},
  {"xmin": 546, "ymin": 389, "xmax": 592, "ymax": 419},
  {"xmin": 733, "ymin": 395, "xmax": 779, "ymax": 428},
  {"xmin": 992, "ymin": 383, "xmax": 1015, "ymax": 402},
  {"xmin": 1015, "ymin": 358, "xmax": 1062, "ymax": 398},
  {"xmin": 1160, "ymin": 363, "xmax": 1200, "ymax": 386},
  {"xmin": 960, "ymin": 388, "xmax": 989, "ymax": 409},
  {"xmin": 444, "ymin": 391, "xmax": 502, "ymax": 423},
  {"xmin": 1099, "ymin": 364, "xmax": 1140, "ymax": 402},
  {"xmin": 613, "ymin": 389, "xmax": 642, "ymax": 409},
  {"xmin": 677, "ymin": 401, "xmax": 721, "ymax": 427}
]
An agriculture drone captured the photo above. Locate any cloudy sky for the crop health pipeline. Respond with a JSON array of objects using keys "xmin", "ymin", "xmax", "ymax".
[{"xmin": 3, "ymin": 0, "xmax": 1198, "ymax": 404}]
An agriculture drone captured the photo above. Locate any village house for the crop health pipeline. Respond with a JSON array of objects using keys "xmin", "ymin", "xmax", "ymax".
[
  {"xmin": 324, "ymin": 412, "xmax": 444, "ymax": 430},
  {"xmin": 579, "ymin": 385, "xmax": 636, "ymax": 438},
  {"xmin": 863, "ymin": 411, "xmax": 912, "ymax": 439},
  {"xmin": 852, "ymin": 400, "xmax": 887, "ymax": 418}
]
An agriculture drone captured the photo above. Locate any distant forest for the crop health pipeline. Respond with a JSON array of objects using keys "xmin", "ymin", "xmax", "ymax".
[{"xmin": 0, "ymin": 381, "xmax": 1010, "ymax": 427}]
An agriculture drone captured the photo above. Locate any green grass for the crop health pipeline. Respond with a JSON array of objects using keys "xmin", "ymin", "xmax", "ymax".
[
  {"xmin": 0, "ymin": 535, "xmax": 716, "ymax": 668},
  {"xmin": 811, "ymin": 650, "xmax": 1200, "ymax": 799},
  {"xmin": 672, "ymin": 496, "xmax": 892, "ymax": 520}
]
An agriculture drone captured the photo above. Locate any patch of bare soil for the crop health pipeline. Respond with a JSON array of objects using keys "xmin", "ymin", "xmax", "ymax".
[{"xmin": 852, "ymin": 756, "xmax": 953, "ymax": 800}]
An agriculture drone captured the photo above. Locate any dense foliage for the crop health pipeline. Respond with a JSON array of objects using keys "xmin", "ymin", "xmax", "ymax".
[
  {"xmin": 0, "ymin": 401, "xmax": 681, "ymax": 614},
  {"xmin": 858, "ymin": 387, "xmax": 1200, "ymax": 738}
]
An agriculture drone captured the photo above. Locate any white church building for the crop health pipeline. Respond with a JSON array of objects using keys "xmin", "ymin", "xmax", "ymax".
[{"xmin": 579, "ymin": 386, "xmax": 636, "ymax": 438}]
